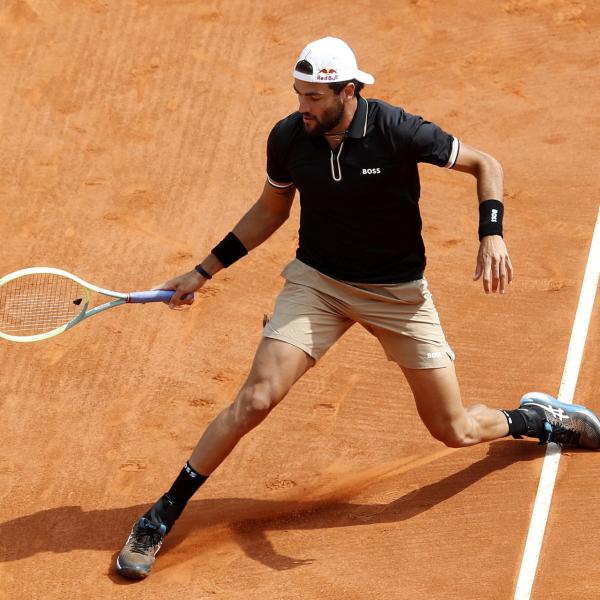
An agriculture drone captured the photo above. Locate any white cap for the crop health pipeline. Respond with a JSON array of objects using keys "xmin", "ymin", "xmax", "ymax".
[{"xmin": 293, "ymin": 37, "xmax": 375, "ymax": 85}]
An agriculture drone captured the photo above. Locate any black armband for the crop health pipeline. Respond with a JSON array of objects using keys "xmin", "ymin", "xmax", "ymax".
[
  {"xmin": 194, "ymin": 264, "xmax": 212, "ymax": 279},
  {"xmin": 211, "ymin": 232, "xmax": 248, "ymax": 267},
  {"xmin": 478, "ymin": 199, "xmax": 504, "ymax": 240}
]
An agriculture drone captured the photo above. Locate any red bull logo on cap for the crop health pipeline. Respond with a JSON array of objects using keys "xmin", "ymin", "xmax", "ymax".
[{"xmin": 317, "ymin": 67, "xmax": 338, "ymax": 81}]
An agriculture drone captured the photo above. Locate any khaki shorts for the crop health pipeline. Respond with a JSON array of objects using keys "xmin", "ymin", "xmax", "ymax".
[{"xmin": 263, "ymin": 259, "xmax": 455, "ymax": 369}]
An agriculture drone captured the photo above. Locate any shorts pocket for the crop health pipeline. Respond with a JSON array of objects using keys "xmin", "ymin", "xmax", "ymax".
[{"xmin": 281, "ymin": 259, "xmax": 311, "ymax": 282}]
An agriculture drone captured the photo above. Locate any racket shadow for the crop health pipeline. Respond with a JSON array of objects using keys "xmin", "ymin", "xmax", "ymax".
[{"xmin": 0, "ymin": 440, "xmax": 544, "ymax": 576}]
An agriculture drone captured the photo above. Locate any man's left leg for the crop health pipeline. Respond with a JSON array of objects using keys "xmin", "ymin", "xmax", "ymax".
[
  {"xmin": 353, "ymin": 277, "xmax": 600, "ymax": 450},
  {"xmin": 401, "ymin": 363, "xmax": 600, "ymax": 449},
  {"xmin": 401, "ymin": 362, "xmax": 509, "ymax": 447}
]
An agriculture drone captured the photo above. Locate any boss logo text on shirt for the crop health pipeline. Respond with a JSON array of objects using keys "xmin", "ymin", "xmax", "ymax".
[{"xmin": 362, "ymin": 167, "xmax": 381, "ymax": 175}]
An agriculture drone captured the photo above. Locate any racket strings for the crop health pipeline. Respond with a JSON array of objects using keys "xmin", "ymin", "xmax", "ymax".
[{"xmin": 0, "ymin": 273, "xmax": 86, "ymax": 335}]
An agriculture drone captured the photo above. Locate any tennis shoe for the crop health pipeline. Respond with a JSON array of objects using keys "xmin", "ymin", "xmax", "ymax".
[
  {"xmin": 115, "ymin": 494, "xmax": 184, "ymax": 580},
  {"xmin": 518, "ymin": 392, "xmax": 600, "ymax": 449}
]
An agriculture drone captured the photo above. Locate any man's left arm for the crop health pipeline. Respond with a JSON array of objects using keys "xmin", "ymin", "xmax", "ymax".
[{"xmin": 452, "ymin": 143, "xmax": 514, "ymax": 294}]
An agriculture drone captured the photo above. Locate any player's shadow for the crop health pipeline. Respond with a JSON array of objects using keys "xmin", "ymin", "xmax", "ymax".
[{"xmin": 0, "ymin": 440, "xmax": 543, "ymax": 579}]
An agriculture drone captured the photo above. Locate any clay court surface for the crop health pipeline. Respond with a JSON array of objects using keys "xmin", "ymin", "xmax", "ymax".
[{"xmin": 1, "ymin": 0, "xmax": 599, "ymax": 598}]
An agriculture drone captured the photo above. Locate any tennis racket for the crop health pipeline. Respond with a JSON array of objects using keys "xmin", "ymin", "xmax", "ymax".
[{"xmin": 0, "ymin": 267, "xmax": 185, "ymax": 343}]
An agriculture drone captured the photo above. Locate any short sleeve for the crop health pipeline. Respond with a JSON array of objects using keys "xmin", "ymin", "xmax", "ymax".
[
  {"xmin": 410, "ymin": 117, "xmax": 459, "ymax": 168},
  {"xmin": 266, "ymin": 122, "xmax": 294, "ymax": 188}
]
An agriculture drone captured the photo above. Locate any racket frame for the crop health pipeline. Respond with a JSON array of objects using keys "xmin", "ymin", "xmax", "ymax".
[{"xmin": 0, "ymin": 267, "xmax": 171, "ymax": 343}]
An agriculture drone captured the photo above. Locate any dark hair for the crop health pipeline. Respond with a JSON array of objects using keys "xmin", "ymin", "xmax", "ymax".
[
  {"xmin": 294, "ymin": 59, "xmax": 313, "ymax": 75},
  {"xmin": 328, "ymin": 79, "xmax": 364, "ymax": 96}
]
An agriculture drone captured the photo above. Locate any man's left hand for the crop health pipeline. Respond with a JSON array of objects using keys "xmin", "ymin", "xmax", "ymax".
[{"xmin": 473, "ymin": 235, "xmax": 514, "ymax": 294}]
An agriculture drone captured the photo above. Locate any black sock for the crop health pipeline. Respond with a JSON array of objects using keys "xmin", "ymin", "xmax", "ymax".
[
  {"xmin": 501, "ymin": 409, "xmax": 528, "ymax": 438},
  {"xmin": 166, "ymin": 461, "xmax": 208, "ymax": 505}
]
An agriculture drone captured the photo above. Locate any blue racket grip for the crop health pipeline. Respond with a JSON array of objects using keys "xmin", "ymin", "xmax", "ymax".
[{"xmin": 128, "ymin": 290, "xmax": 193, "ymax": 303}]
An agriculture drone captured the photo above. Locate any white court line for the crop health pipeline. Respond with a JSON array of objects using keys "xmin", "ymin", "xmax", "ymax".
[{"xmin": 514, "ymin": 205, "xmax": 600, "ymax": 600}]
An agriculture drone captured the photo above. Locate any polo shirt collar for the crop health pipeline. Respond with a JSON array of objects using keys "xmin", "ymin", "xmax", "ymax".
[{"xmin": 347, "ymin": 95, "xmax": 369, "ymax": 139}]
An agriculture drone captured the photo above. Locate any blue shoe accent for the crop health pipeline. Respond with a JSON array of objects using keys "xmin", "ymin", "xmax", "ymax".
[
  {"xmin": 520, "ymin": 392, "xmax": 600, "ymax": 449},
  {"xmin": 138, "ymin": 517, "xmax": 167, "ymax": 536}
]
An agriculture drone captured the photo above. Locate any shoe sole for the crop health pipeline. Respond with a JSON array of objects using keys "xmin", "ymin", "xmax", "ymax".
[
  {"xmin": 115, "ymin": 556, "xmax": 151, "ymax": 580},
  {"xmin": 520, "ymin": 392, "xmax": 600, "ymax": 449}
]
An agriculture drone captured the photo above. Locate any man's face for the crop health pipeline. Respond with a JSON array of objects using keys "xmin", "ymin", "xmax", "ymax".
[{"xmin": 293, "ymin": 79, "xmax": 345, "ymax": 137}]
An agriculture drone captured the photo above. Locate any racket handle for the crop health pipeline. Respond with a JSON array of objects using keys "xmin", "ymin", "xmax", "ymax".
[{"xmin": 128, "ymin": 290, "xmax": 176, "ymax": 303}]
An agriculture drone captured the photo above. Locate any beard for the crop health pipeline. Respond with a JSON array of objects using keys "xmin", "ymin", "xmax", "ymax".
[{"xmin": 302, "ymin": 99, "xmax": 345, "ymax": 138}]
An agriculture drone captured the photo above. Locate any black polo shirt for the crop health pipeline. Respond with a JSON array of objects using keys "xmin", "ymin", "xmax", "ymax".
[{"xmin": 266, "ymin": 96, "xmax": 459, "ymax": 283}]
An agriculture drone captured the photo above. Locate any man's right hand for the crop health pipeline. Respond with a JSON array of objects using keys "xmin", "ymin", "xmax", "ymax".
[{"xmin": 154, "ymin": 269, "xmax": 206, "ymax": 307}]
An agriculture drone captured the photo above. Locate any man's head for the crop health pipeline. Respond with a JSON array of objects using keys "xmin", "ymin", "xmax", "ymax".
[{"xmin": 292, "ymin": 37, "xmax": 374, "ymax": 137}]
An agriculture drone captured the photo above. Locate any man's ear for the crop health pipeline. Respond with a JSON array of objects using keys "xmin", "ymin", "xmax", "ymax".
[{"xmin": 344, "ymin": 82, "xmax": 356, "ymax": 100}]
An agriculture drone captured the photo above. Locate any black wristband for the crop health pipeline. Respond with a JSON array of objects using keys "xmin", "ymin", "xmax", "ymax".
[
  {"xmin": 194, "ymin": 264, "xmax": 212, "ymax": 279},
  {"xmin": 478, "ymin": 199, "xmax": 504, "ymax": 240},
  {"xmin": 211, "ymin": 232, "xmax": 248, "ymax": 268}
]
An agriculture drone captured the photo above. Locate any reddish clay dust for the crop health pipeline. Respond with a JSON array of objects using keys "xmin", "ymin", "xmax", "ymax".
[{"xmin": 1, "ymin": 1, "xmax": 598, "ymax": 599}]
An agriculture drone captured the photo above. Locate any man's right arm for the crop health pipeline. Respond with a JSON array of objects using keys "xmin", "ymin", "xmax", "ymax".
[
  {"xmin": 231, "ymin": 180, "xmax": 296, "ymax": 252},
  {"xmin": 160, "ymin": 181, "xmax": 296, "ymax": 305}
]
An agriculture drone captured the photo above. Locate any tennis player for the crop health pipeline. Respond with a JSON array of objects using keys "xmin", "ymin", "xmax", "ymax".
[{"xmin": 116, "ymin": 37, "xmax": 600, "ymax": 579}]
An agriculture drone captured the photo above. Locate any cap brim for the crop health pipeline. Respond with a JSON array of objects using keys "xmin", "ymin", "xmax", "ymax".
[{"xmin": 356, "ymin": 70, "xmax": 375, "ymax": 85}]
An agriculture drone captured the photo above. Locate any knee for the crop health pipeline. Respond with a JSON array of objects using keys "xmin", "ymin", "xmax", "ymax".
[{"xmin": 231, "ymin": 384, "xmax": 276, "ymax": 432}]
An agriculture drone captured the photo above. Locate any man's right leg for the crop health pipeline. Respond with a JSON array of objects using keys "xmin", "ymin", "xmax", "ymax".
[
  {"xmin": 116, "ymin": 337, "xmax": 314, "ymax": 579},
  {"xmin": 189, "ymin": 337, "xmax": 315, "ymax": 474}
]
